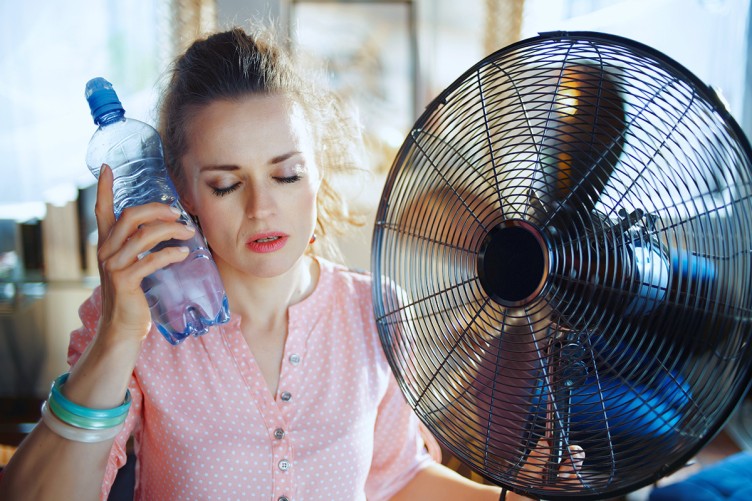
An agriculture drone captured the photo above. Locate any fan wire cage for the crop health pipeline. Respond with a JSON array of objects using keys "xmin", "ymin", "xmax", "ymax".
[{"xmin": 372, "ymin": 31, "xmax": 752, "ymax": 500}]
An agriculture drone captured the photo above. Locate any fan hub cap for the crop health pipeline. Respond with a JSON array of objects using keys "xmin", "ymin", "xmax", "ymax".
[{"xmin": 478, "ymin": 220, "xmax": 550, "ymax": 307}]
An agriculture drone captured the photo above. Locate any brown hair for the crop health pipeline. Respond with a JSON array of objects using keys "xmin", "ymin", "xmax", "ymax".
[{"xmin": 158, "ymin": 27, "xmax": 364, "ymax": 262}]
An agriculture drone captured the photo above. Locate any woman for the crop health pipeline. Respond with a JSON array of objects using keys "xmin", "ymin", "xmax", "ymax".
[{"xmin": 0, "ymin": 27, "xmax": 582, "ymax": 500}]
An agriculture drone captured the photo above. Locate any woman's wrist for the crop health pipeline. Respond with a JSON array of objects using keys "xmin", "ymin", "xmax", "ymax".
[
  {"xmin": 95, "ymin": 315, "xmax": 151, "ymax": 354},
  {"xmin": 63, "ymin": 325, "xmax": 142, "ymax": 410},
  {"xmin": 39, "ymin": 369, "xmax": 132, "ymax": 443}
]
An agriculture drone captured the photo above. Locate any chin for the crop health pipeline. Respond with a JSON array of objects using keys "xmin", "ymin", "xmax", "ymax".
[{"xmin": 245, "ymin": 251, "xmax": 308, "ymax": 279}]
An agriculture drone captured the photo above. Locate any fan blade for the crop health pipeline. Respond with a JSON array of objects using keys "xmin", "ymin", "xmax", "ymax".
[
  {"xmin": 537, "ymin": 63, "xmax": 627, "ymax": 218},
  {"xmin": 470, "ymin": 306, "xmax": 553, "ymax": 475},
  {"xmin": 526, "ymin": 62, "xmax": 628, "ymax": 244}
]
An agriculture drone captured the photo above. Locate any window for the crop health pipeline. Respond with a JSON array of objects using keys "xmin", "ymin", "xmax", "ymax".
[{"xmin": 0, "ymin": 0, "xmax": 166, "ymax": 221}]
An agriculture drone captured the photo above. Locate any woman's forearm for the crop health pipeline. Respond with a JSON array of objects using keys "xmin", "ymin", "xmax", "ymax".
[
  {"xmin": 391, "ymin": 463, "xmax": 503, "ymax": 501},
  {"xmin": 0, "ymin": 423, "xmax": 114, "ymax": 501},
  {"xmin": 392, "ymin": 441, "xmax": 584, "ymax": 501}
]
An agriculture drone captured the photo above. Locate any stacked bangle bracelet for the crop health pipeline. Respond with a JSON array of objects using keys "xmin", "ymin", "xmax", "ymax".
[
  {"xmin": 40, "ymin": 372, "xmax": 131, "ymax": 443},
  {"xmin": 41, "ymin": 401, "xmax": 124, "ymax": 442}
]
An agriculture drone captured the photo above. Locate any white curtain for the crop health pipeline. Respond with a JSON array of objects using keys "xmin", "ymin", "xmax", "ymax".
[
  {"xmin": 171, "ymin": 0, "xmax": 217, "ymax": 57},
  {"xmin": 484, "ymin": 0, "xmax": 526, "ymax": 55}
]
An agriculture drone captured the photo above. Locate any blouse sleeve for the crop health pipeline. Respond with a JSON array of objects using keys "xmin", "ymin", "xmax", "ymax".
[
  {"xmin": 364, "ymin": 370, "xmax": 436, "ymax": 501},
  {"xmin": 67, "ymin": 288, "xmax": 143, "ymax": 501}
]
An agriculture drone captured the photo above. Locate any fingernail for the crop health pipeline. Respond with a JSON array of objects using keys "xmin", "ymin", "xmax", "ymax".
[
  {"xmin": 559, "ymin": 472, "xmax": 571, "ymax": 479},
  {"xmin": 170, "ymin": 206, "xmax": 181, "ymax": 215},
  {"xmin": 177, "ymin": 246, "xmax": 190, "ymax": 253}
]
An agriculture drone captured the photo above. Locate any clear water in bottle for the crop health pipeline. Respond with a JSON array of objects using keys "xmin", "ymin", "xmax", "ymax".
[{"xmin": 84, "ymin": 77, "xmax": 230, "ymax": 344}]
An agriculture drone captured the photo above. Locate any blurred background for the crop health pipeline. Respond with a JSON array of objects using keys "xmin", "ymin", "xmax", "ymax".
[{"xmin": 1, "ymin": 0, "xmax": 750, "ymax": 496}]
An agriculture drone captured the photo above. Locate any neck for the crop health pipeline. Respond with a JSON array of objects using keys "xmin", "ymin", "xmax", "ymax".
[{"xmin": 218, "ymin": 255, "xmax": 319, "ymax": 328}]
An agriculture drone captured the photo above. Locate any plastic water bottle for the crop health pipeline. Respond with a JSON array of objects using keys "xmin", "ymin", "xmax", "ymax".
[{"xmin": 84, "ymin": 77, "xmax": 230, "ymax": 345}]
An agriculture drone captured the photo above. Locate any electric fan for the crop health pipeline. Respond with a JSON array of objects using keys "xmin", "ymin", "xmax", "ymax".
[{"xmin": 372, "ymin": 31, "xmax": 752, "ymax": 500}]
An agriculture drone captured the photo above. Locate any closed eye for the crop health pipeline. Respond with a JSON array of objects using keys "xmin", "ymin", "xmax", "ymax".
[
  {"xmin": 275, "ymin": 175, "xmax": 301, "ymax": 184},
  {"xmin": 211, "ymin": 183, "xmax": 241, "ymax": 197}
]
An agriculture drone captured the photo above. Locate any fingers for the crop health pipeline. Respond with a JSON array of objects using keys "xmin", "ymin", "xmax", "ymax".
[
  {"xmin": 516, "ymin": 440, "xmax": 585, "ymax": 493},
  {"xmin": 558, "ymin": 444, "xmax": 585, "ymax": 482},
  {"xmin": 94, "ymin": 162, "xmax": 194, "ymax": 270},
  {"xmin": 95, "ymin": 164, "xmax": 116, "ymax": 249},
  {"xmin": 97, "ymin": 211, "xmax": 195, "ymax": 299},
  {"xmin": 95, "ymin": 163, "xmax": 193, "ymax": 261},
  {"xmin": 521, "ymin": 439, "xmax": 551, "ymax": 481},
  {"xmin": 98, "ymin": 212, "xmax": 194, "ymax": 266},
  {"xmin": 508, "ymin": 440, "xmax": 551, "ymax": 501}
]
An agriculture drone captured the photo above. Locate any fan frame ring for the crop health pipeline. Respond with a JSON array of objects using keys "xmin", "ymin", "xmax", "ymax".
[{"xmin": 372, "ymin": 29, "xmax": 752, "ymax": 501}]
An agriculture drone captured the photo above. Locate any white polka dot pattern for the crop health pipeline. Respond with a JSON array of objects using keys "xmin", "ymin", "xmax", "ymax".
[{"xmin": 68, "ymin": 258, "xmax": 435, "ymax": 501}]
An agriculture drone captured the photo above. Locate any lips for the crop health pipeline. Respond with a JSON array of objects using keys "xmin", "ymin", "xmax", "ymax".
[{"xmin": 245, "ymin": 232, "xmax": 289, "ymax": 253}]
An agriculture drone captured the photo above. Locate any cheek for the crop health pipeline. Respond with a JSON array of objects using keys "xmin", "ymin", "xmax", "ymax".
[
  {"xmin": 196, "ymin": 212, "xmax": 239, "ymax": 260},
  {"xmin": 302, "ymin": 185, "xmax": 320, "ymax": 223},
  {"xmin": 191, "ymin": 197, "xmax": 233, "ymax": 242}
]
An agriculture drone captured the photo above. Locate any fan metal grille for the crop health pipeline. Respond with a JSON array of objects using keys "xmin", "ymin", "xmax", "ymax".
[{"xmin": 372, "ymin": 31, "xmax": 752, "ymax": 499}]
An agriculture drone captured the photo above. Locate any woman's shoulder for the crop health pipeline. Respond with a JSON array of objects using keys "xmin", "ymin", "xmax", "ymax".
[{"xmin": 318, "ymin": 257, "xmax": 373, "ymax": 294}]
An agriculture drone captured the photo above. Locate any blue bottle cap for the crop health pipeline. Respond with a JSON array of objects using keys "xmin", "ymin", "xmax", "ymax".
[{"xmin": 85, "ymin": 77, "xmax": 125, "ymax": 125}]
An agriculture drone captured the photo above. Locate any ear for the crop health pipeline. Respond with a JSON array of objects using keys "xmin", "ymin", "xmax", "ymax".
[
  {"xmin": 181, "ymin": 195, "xmax": 196, "ymax": 215},
  {"xmin": 174, "ymin": 174, "xmax": 196, "ymax": 215}
]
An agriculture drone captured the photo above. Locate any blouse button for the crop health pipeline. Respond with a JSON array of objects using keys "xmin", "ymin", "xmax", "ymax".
[
  {"xmin": 280, "ymin": 391, "xmax": 292, "ymax": 402},
  {"xmin": 274, "ymin": 428, "xmax": 285, "ymax": 440},
  {"xmin": 289, "ymin": 353, "xmax": 301, "ymax": 365},
  {"xmin": 278, "ymin": 497, "xmax": 290, "ymax": 501},
  {"xmin": 278, "ymin": 459, "xmax": 291, "ymax": 471}
]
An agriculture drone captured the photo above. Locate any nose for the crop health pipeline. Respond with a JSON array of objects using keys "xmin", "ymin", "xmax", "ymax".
[{"xmin": 244, "ymin": 183, "xmax": 275, "ymax": 219}]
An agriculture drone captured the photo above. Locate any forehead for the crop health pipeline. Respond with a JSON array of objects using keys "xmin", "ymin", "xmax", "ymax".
[{"xmin": 185, "ymin": 93, "xmax": 313, "ymax": 159}]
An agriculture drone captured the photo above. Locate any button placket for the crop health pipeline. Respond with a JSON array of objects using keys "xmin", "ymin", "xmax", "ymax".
[
  {"xmin": 279, "ymin": 323, "xmax": 303, "ymax": 408},
  {"xmin": 271, "ymin": 425, "xmax": 290, "ymax": 455},
  {"xmin": 277, "ymin": 352, "xmax": 300, "ymax": 406},
  {"xmin": 274, "ymin": 455, "xmax": 294, "ymax": 501},
  {"xmin": 272, "ymin": 432, "xmax": 293, "ymax": 501}
]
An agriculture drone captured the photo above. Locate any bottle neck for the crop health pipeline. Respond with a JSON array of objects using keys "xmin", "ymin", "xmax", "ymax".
[{"xmin": 97, "ymin": 110, "xmax": 126, "ymax": 126}]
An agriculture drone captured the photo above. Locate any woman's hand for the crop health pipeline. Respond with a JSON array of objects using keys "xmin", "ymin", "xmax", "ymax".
[
  {"xmin": 506, "ymin": 439, "xmax": 586, "ymax": 500},
  {"xmin": 94, "ymin": 164, "xmax": 195, "ymax": 343}
]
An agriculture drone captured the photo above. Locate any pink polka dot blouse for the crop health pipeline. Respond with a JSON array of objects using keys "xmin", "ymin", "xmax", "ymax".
[{"xmin": 68, "ymin": 258, "xmax": 437, "ymax": 500}]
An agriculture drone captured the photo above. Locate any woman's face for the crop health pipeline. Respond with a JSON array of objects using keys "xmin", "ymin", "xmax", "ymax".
[{"xmin": 180, "ymin": 93, "xmax": 321, "ymax": 279}]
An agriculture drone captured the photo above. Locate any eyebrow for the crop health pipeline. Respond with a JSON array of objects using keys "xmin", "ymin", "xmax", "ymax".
[{"xmin": 199, "ymin": 151, "xmax": 302, "ymax": 172}]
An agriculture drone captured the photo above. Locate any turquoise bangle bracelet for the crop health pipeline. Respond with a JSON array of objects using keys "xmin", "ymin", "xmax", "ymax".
[
  {"xmin": 47, "ymin": 396, "xmax": 126, "ymax": 430},
  {"xmin": 49, "ymin": 373, "xmax": 131, "ymax": 420}
]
